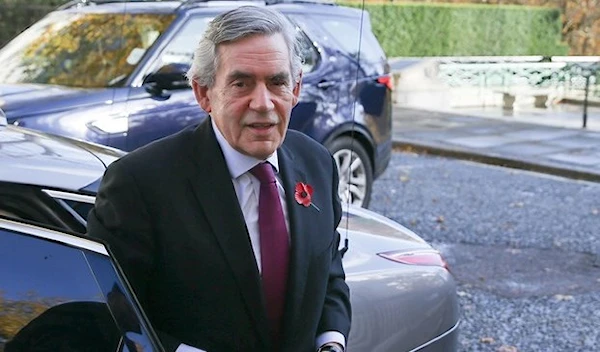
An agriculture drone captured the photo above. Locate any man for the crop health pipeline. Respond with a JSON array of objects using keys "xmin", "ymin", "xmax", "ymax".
[{"xmin": 87, "ymin": 5, "xmax": 351, "ymax": 352}]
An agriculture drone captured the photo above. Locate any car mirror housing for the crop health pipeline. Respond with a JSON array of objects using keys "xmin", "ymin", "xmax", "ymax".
[{"xmin": 143, "ymin": 63, "xmax": 191, "ymax": 96}]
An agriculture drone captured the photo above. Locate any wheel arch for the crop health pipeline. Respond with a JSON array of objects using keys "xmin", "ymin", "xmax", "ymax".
[{"xmin": 322, "ymin": 123, "xmax": 375, "ymax": 172}]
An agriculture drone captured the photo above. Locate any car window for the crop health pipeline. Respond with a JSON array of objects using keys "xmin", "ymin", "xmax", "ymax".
[
  {"xmin": 61, "ymin": 199, "xmax": 94, "ymax": 224},
  {"xmin": 0, "ymin": 11, "xmax": 175, "ymax": 88},
  {"xmin": 41, "ymin": 189, "xmax": 96, "ymax": 228},
  {"xmin": 0, "ymin": 182, "xmax": 86, "ymax": 234},
  {"xmin": 284, "ymin": 14, "xmax": 322, "ymax": 74},
  {"xmin": 296, "ymin": 29, "xmax": 319, "ymax": 74},
  {"xmin": 315, "ymin": 15, "xmax": 385, "ymax": 64},
  {"xmin": 146, "ymin": 15, "xmax": 213, "ymax": 76},
  {"xmin": 0, "ymin": 227, "xmax": 158, "ymax": 351},
  {"xmin": 0, "ymin": 228, "xmax": 119, "ymax": 351}
]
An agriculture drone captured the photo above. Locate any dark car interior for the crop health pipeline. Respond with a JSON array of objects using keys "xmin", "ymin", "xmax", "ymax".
[{"xmin": 0, "ymin": 182, "xmax": 86, "ymax": 234}]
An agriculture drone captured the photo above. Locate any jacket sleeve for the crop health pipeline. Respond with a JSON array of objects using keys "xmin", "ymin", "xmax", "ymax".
[{"xmin": 317, "ymin": 155, "xmax": 352, "ymax": 340}]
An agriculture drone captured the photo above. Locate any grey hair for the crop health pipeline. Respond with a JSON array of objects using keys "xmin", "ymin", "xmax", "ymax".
[{"xmin": 186, "ymin": 6, "xmax": 303, "ymax": 88}]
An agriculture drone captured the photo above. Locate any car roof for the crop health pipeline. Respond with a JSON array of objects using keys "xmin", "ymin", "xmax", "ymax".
[
  {"xmin": 0, "ymin": 125, "xmax": 122, "ymax": 191},
  {"xmin": 56, "ymin": 0, "xmax": 355, "ymax": 16},
  {"xmin": 58, "ymin": 1, "xmax": 183, "ymax": 14}
]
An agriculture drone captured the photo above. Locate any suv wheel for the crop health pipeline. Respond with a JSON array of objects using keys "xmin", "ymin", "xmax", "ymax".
[{"xmin": 328, "ymin": 137, "xmax": 373, "ymax": 208}]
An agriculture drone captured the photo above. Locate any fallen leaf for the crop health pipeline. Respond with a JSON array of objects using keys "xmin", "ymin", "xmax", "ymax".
[
  {"xmin": 480, "ymin": 337, "xmax": 495, "ymax": 344},
  {"xmin": 510, "ymin": 201, "xmax": 524, "ymax": 208},
  {"xmin": 553, "ymin": 294, "xmax": 573, "ymax": 301},
  {"xmin": 409, "ymin": 219, "xmax": 418, "ymax": 226},
  {"xmin": 553, "ymin": 240, "xmax": 563, "ymax": 247},
  {"xmin": 436, "ymin": 215, "xmax": 445, "ymax": 223},
  {"xmin": 497, "ymin": 345, "xmax": 518, "ymax": 352},
  {"xmin": 400, "ymin": 175, "xmax": 410, "ymax": 182}
]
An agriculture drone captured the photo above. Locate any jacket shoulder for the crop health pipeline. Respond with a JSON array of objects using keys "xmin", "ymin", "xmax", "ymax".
[
  {"xmin": 283, "ymin": 130, "xmax": 330, "ymax": 157},
  {"xmin": 109, "ymin": 126, "xmax": 195, "ymax": 176}
]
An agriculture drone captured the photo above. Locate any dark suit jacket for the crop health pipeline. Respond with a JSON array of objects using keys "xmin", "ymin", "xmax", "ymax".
[{"xmin": 87, "ymin": 119, "xmax": 351, "ymax": 352}]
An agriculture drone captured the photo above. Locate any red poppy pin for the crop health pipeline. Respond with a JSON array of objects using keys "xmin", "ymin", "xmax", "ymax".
[{"xmin": 295, "ymin": 182, "xmax": 320, "ymax": 211}]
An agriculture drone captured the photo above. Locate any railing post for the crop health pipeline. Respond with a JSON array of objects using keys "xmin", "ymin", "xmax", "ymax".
[{"xmin": 583, "ymin": 74, "xmax": 589, "ymax": 128}]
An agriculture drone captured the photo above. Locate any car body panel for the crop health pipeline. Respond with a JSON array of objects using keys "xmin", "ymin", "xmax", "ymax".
[
  {"xmin": 0, "ymin": 125, "xmax": 115, "ymax": 190},
  {"xmin": 342, "ymin": 206, "xmax": 459, "ymax": 351}
]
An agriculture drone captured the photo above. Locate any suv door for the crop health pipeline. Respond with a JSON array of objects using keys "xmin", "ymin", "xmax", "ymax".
[
  {"xmin": 0, "ymin": 220, "xmax": 162, "ymax": 351},
  {"xmin": 310, "ymin": 13, "xmax": 393, "ymax": 177},
  {"xmin": 282, "ymin": 14, "xmax": 338, "ymax": 143}
]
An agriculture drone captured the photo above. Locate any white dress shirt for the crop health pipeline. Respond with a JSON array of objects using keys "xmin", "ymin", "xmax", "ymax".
[{"xmin": 175, "ymin": 120, "xmax": 345, "ymax": 352}]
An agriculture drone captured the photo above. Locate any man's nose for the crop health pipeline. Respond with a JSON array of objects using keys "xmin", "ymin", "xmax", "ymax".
[{"xmin": 249, "ymin": 83, "xmax": 275, "ymax": 112}]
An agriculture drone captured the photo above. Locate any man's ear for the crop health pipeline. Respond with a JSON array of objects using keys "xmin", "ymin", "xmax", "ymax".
[
  {"xmin": 192, "ymin": 80, "xmax": 211, "ymax": 113},
  {"xmin": 291, "ymin": 71, "xmax": 303, "ymax": 106}
]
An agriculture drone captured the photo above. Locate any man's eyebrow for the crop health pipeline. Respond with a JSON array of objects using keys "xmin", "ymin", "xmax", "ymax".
[
  {"xmin": 227, "ymin": 71, "xmax": 254, "ymax": 82},
  {"xmin": 268, "ymin": 72, "xmax": 291, "ymax": 82}
]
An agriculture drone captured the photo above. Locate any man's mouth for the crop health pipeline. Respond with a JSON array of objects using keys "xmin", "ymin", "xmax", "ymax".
[{"xmin": 248, "ymin": 122, "xmax": 276, "ymax": 129}]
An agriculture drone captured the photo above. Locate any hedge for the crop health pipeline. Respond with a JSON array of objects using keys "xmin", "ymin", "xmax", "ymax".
[
  {"xmin": 341, "ymin": 2, "xmax": 569, "ymax": 57},
  {"xmin": 0, "ymin": 1, "xmax": 569, "ymax": 57},
  {"xmin": 0, "ymin": 1, "xmax": 61, "ymax": 46}
]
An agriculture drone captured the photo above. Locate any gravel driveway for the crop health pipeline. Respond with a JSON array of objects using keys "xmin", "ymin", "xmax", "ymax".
[{"xmin": 369, "ymin": 151, "xmax": 600, "ymax": 352}]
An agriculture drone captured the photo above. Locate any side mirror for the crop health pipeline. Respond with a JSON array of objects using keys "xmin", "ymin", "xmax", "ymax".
[{"xmin": 143, "ymin": 63, "xmax": 190, "ymax": 97}]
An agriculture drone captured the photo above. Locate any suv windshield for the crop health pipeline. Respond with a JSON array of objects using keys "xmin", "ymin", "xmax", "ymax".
[{"xmin": 0, "ymin": 11, "xmax": 175, "ymax": 88}]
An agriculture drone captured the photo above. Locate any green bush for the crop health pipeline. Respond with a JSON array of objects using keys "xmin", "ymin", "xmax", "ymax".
[
  {"xmin": 0, "ymin": 1, "xmax": 569, "ymax": 57},
  {"xmin": 342, "ymin": 2, "xmax": 569, "ymax": 57}
]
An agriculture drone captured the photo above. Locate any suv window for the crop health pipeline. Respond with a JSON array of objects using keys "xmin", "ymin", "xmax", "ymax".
[
  {"xmin": 0, "ymin": 12, "xmax": 175, "ymax": 88},
  {"xmin": 285, "ymin": 14, "xmax": 321, "ymax": 74},
  {"xmin": 0, "ymin": 227, "xmax": 157, "ymax": 351},
  {"xmin": 147, "ymin": 15, "xmax": 213, "ymax": 76},
  {"xmin": 296, "ymin": 29, "xmax": 319, "ymax": 73},
  {"xmin": 315, "ymin": 15, "xmax": 385, "ymax": 64}
]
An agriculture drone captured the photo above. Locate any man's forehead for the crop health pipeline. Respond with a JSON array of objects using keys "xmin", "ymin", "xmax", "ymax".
[
  {"xmin": 226, "ymin": 70, "xmax": 290, "ymax": 80},
  {"xmin": 216, "ymin": 33, "xmax": 289, "ymax": 59}
]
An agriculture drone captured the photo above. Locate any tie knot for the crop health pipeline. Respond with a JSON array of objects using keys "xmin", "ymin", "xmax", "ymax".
[{"xmin": 250, "ymin": 162, "xmax": 276, "ymax": 184}]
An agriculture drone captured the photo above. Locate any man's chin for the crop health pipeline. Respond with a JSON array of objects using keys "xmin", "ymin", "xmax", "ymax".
[{"xmin": 238, "ymin": 143, "xmax": 279, "ymax": 160}]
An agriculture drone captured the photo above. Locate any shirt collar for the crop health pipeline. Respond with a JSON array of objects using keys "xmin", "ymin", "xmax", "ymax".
[{"xmin": 211, "ymin": 117, "xmax": 279, "ymax": 179}]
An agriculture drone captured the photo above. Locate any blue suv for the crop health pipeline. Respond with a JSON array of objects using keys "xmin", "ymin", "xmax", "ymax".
[{"xmin": 0, "ymin": 0, "xmax": 392, "ymax": 207}]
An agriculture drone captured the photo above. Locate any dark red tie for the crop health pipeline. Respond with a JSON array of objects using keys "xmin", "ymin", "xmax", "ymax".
[{"xmin": 250, "ymin": 162, "xmax": 290, "ymax": 348}]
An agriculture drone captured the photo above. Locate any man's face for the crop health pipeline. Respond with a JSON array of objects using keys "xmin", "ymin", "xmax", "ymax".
[{"xmin": 193, "ymin": 33, "xmax": 301, "ymax": 159}]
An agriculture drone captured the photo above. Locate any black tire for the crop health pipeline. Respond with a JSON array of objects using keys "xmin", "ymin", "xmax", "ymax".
[{"xmin": 327, "ymin": 136, "xmax": 373, "ymax": 208}]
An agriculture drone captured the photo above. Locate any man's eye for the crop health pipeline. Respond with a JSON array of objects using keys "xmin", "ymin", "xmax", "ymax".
[{"xmin": 233, "ymin": 81, "xmax": 246, "ymax": 87}]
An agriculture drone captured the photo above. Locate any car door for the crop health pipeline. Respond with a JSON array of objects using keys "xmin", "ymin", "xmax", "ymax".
[
  {"xmin": 310, "ymin": 13, "xmax": 392, "ymax": 148},
  {"xmin": 0, "ymin": 219, "xmax": 163, "ymax": 351},
  {"xmin": 123, "ymin": 14, "xmax": 214, "ymax": 151},
  {"xmin": 283, "ymin": 13, "xmax": 341, "ymax": 144}
]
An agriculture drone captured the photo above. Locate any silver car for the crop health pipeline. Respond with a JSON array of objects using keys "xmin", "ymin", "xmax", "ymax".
[{"xmin": 0, "ymin": 111, "xmax": 459, "ymax": 351}]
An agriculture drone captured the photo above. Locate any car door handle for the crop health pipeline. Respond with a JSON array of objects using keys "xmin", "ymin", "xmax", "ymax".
[{"xmin": 317, "ymin": 80, "xmax": 337, "ymax": 89}]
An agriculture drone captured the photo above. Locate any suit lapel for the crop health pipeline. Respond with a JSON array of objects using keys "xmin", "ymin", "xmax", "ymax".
[
  {"xmin": 277, "ymin": 144, "xmax": 312, "ymax": 341},
  {"xmin": 184, "ymin": 120, "xmax": 270, "ymax": 345}
]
